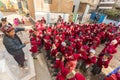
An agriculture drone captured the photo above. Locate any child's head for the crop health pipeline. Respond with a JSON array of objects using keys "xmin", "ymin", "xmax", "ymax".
[
  {"xmin": 52, "ymin": 44, "xmax": 56, "ymax": 49},
  {"xmin": 103, "ymin": 53, "xmax": 110, "ymax": 61},
  {"xmin": 89, "ymin": 49, "xmax": 96, "ymax": 57},
  {"xmin": 56, "ymin": 52, "xmax": 63, "ymax": 59},
  {"xmin": 61, "ymin": 41, "xmax": 66, "ymax": 47},
  {"xmin": 110, "ymin": 39, "xmax": 117, "ymax": 45}
]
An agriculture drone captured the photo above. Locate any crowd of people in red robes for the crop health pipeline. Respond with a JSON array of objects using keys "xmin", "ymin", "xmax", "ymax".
[{"xmin": 28, "ymin": 16, "xmax": 120, "ymax": 80}]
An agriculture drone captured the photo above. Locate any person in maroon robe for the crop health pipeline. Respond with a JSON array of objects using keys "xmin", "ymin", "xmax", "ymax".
[
  {"xmin": 100, "ymin": 39, "xmax": 118, "ymax": 57},
  {"xmin": 91, "ymin": 53, "xmax": 111, "ymax": 75},
  {"xmin": 41, "ymin": 17, "xmax": 46, "ymax": 24},
  {"xmin": 60, "ymin": 41, "xmax": 67, "ymax": 55},
  {"xmin": 29, "ymin": 29, "xmax": 38, "ymax": 59},
  {"xmin": 56, "ymin": 57, "xmax": 86, "ymax": 80},
  {"xmin": 91, "ymin": 36, "xmax": 100, "ymax": 49},
  {"xmin": 66, "ymin": 53, "xmax": 82, "ymax": 72},
  {"xmin": 44, "ymin": 35, "xmax": 52, "ymax": 60},
  {"xmin": 80, "ymin": 49, "xmax": 97, "ymax": 72}
]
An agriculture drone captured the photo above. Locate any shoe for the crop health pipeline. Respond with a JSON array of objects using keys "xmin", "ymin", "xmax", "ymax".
[
  {"xmin": 19, "ymin": 66, "xmax": 29, "ymax": 70},
  {"xmin": 23, "ymin": 66, "xmax": 29, "ymax": 70},
  {"xmin": 33, "ymin": 57, "xmax": 38, "ymax": 59}
]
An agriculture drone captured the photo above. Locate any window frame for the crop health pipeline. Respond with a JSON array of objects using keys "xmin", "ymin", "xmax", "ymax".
[{"xmin": 44, "ymin": 0, "xmax": 52, "ymax": 4}]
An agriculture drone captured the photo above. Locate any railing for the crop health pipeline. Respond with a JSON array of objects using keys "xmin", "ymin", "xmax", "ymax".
[{"xmin": 100, "ymin": 0, "xmax": 115, "ymax": 4}]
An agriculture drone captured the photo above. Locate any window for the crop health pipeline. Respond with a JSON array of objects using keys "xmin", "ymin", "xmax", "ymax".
[{"xmin": 44, "ymin": 0, "xmax": 52, "ymax": 4}]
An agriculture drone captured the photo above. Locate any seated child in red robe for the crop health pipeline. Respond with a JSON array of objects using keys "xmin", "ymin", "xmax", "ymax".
[
  {"xmin": 29, "ymin": 29, "xmax": 38, "ymax": 59},
  {"xmin": 91, "ymin": 53, "xmax": 111, "ymax": 75}
]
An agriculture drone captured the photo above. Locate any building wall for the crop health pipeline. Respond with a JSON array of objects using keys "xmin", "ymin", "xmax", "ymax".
[
  {"xmin": 115, "ymin": 0, "xmax": 120, "ymax": 9},
  {"xmin": 0, "ymin": 0, "xmax": 18, "ymax": 11},
  {"xmin": 78, "ymin": 3, "xmax": 87, "ymax": 14},
  {"xmin": 60, "ymin": 0, "xmax": 73, "ymax": 13},
  {"xmin": 34, "ymin": 0, "xmax": 73, "ymax": 13},
  {"xmin": 78, "ymin": 0, "xmax": 100, "ymax": 13},
  {"xmin": 27, "ymin": 0, "xmax": 35, "ymax": 19}
]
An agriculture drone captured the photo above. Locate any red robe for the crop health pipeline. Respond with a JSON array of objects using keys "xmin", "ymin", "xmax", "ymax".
[
  {"xmin": 66, "ymin": 54, "xmax": 81, "ymax": 72},
  {"xmin": 106, "ymin": 45, "xmax": 117, "ymax": 54},
  {"xmin": 56, "ymin": 62, "xmax": 70, "ymax": 80},
  {"xmin": 30, "ymin": 37, "xmax": 38, "ymax": 53},
  {"xmin": 68, "ymin": 73, "xmax": 86, "ymax": 80},
  {"xmin": 54, "ymin": 59, "xmax": 61, "ymax": 69},
  {"xmin": 60, "ymin": 46, "xmax": 67, "ymax": 55},
  {"xmin": 97, "ymin": 56, "xmax": 110, "ymax": 68},
  {"xmin": 78, "ymin": 51, "xmax": 88, "ymax": 60},
  {"xmin": 44, "ymin": 42, "xmax": 52, "ymax": 50},
  {"xmin": 51, "ymin": 49, "xmax": 58, "ymax": 56},
  {"xmin": 85, "ymin": 56, "xmax": 97, "ymax": 65}
]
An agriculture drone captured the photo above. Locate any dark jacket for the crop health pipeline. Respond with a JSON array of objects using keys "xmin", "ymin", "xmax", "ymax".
[{"xmin": 3, "ymin": 28, "xmax": 25, "ymax": 55}]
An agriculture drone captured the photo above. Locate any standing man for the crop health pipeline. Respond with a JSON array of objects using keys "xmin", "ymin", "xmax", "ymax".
[{"xmin": 2, "ymin": 25, "xmax": 29, "ymax": 68}]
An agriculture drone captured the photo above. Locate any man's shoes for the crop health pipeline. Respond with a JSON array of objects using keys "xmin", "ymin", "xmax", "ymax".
[
  {"xmin": 19, "ymin": 66, "xmax": 29, "ymax": 70},
  {"xmin": 33, "ymin": 57, "xmax": 38, "ymax": 60}
]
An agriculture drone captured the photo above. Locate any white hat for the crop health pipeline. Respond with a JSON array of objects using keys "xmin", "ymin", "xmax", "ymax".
[
  {"xmin": 111, "ymin": 39, "xmax": 118, "ymax": 45},
  {"xmin": 89, "ymin": 49, "xmax": 96, "ymax": 54},
  {"xmin": 61, "ymin": 42, "xmax": 66, "ymax": 47}
]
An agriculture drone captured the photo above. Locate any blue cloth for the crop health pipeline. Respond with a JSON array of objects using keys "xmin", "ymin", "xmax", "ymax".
[
  {"xmin": 3, "ymin": 28, "xmax": 26, "ymax": 55},
  {"xmin": 107, "ymin": 66, "xmax": 120, "ymax": 77}
]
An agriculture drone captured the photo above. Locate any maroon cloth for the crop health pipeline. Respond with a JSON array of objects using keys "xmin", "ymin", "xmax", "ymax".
[
  {"xmin": 106, "ymin": 45, "xmax": 117, "ymax": 54},
  {"xmin": 60, "ymin": 46, "xmax": 66, "ymax": 55},
  {"xmin": 76, "ymin": 41, "xmax": 82, "ymax": 51},
  {"xmin": 55, "ymin": 42, "xmax": 61, "ymax": 48},
  {"xmin": 66, "ymin": 54, "xmax": 81, "ymax": 61},
  {"xmin": 30, "ymin": 37, "xmax": 38, "ymax": 53},
  {"xmin": 30, "ymin": 45, "xmax": 38, "ymax": 53},
  {"xmin": 44, "ymin": 42, "xmax": 52, "ymax": 50},
  {"xmin": 85, "ymin": 56, "xmax": 97, "ymax": 65},
  {"xmin": 97, "ymin": 56, "xmax": 110, "ymax": 68},
  {"xmin": 91, "ymin": 36, "xmax": 100, "ymax": 49},
  {"xmin": 68, "ymin": 73, "xmax": 86, "ymax": 80},
  {"xmin": 78, "ymin": 51, "xmax": 88, "ymax": 60},
  {"xmin": 56, "ymin": 61, "xmax": 70, "ymax": 80},
  {"xmin": 44, "ymin": 35, "xmax": 51, "ymax": 40},
  {"xmin": 51, "ymin": 49, "xmax": 58, "ymax": 56},
  {"xmin": 54, "ymin": 59, "xmax": 61, "ymax": 68}
]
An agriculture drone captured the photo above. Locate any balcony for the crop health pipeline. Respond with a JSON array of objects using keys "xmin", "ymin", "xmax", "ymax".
[
  {"xmin": 98, "ymin": 0, "xmax": 115, "ymax": 9},
  {"xmin": 115, "ymin": 1, "xmax": 120, "ymax": 9},
  {"xmin": 99, "ymin": 6, "xmax": 113, "ymax": 9},
  {"xmin": 100, "ymin": 0, "xmax": 115, "ymax": 4}
]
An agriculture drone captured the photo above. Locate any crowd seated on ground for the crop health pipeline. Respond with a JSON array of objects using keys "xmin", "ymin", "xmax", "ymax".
[
  {"xmin": 0, "ymin": 16, "xmax": 120, "ymax": 80},
  {"xmin": 28, "ymin": 16, "xmax": 120, "ymax": 80}
]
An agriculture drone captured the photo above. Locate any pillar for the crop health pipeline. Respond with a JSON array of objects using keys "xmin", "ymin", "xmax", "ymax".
[
  {"xmin": 27, "ymin": 0, "xmax": 35, "ymax": 19},
  {"xmin": 73, "ymin": 0, "xmax": 80, "ymax": 13},
  {"xmin": 81, "ymin": 4, "xmax": 90, "ymax": 23}
]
